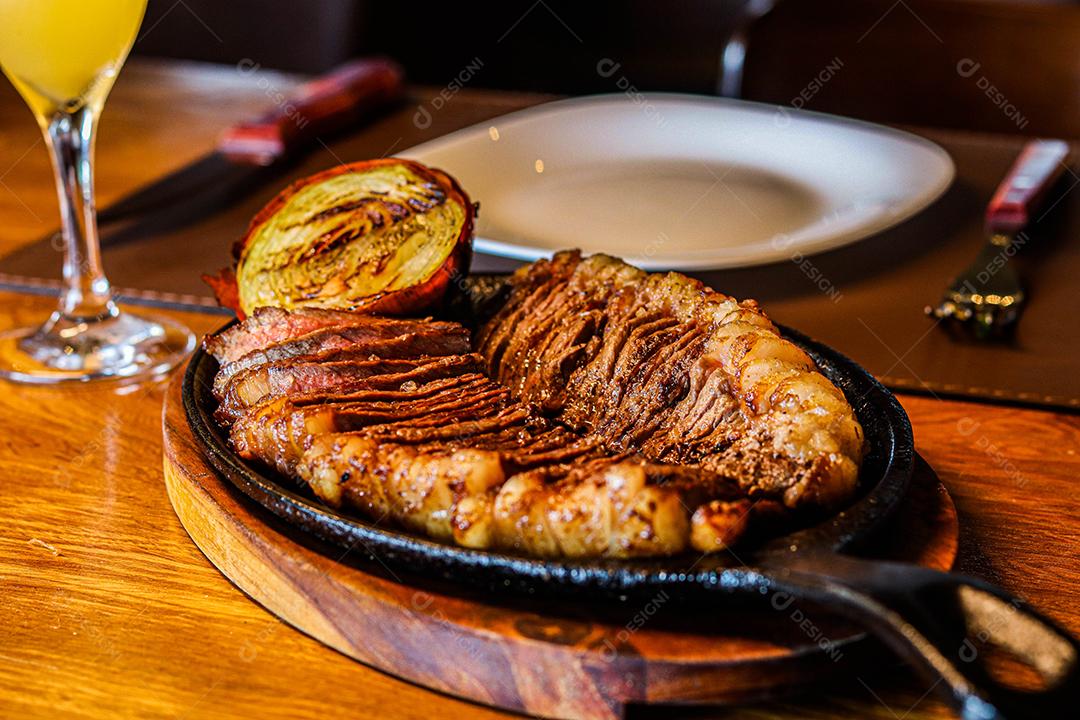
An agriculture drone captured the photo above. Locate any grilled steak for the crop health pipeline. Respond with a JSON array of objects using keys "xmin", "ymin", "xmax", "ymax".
[
  {"xmin": 204, "ymin": 306, "xmax": 385, "ymax": 364},
  {"xmin": 476, "ymin": 251, "xmax": 865, "ymax": 509},
  {"xmin": 206, "ymin": 254, "xmax": 864, "ymax": 558},
  {"xmin": 230, "ymin": 374, "xmax": 510, "ymax": 475},
  {"xmin": 215, "ymin": 353, "xmax": 484, "ymax": 423},
  {"xmin": 211, "ymin": 317, "xmax": 470, "ymax": 397}
]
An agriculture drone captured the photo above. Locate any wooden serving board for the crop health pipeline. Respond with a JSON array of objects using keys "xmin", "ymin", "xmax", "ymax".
[{"xmin": 162, "ymin": 366, "xmax": 958, "ymax": 720}]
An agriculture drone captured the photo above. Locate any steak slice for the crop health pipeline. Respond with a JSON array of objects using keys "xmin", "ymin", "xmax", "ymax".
[
  {"xmin": 230, "ymin": 374, "xmax": 512, "ymax": 474},
  {"xmin": 477, "ymin": 251, "xmax": 865, "ymax": 510},
  {"xmin": 205, "ymin": 306, "xmax": 430, "ymax": 365},
  {"xmin": 215, "ymin": 353, "xmax": 484, "ymax": 423},
  {"xmin": 212, "ymin": 322, "xmax": 470, "ymax": 398}
]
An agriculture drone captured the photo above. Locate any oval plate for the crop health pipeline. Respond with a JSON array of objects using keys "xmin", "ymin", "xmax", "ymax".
[
  {"xmin": 183, "ymin": 291, "xmax": 913, "ymax": 604},
  {"xmin": 401, "ymin": 94, "xmax": 954, "ymax": 270}
]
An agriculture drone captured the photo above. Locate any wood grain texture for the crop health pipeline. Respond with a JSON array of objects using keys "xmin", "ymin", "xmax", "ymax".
[
  {"xmin": 161, "ymin": 365, "xmax": 958, "ymax": 720},
  {"xmin": 0, "ymin": 289, "xmax": 1075, "ymax": 720},
  {"xmin": 0, "ymin": 61, "xmax": 1076, "ymax": 720}
]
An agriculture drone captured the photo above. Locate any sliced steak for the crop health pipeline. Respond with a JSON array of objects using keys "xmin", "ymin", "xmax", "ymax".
[
  {"xmin": 215, "ymin": 306, "xmax": 753, "ymax": 558},
  {"xmin": 230, "ymin": 374, "xmax": 512, "ymax": 474},
  {"xmin": 208, "ymin": 247, "xmax": 865, "ymax": 558},
  {"xmin": 205, "ymin": 306, "xmax": 430, "ymax": 365},
  {"xmin": 212, "ymin": 322, "xmax": 470, "ymax": 398},
  {"xmin": 215, "ymin": 353, "xmax": 484, "ymax": 423},
  {"xmin": 476, "ymin": 251, "xmax": 865, "ymax": 510}
]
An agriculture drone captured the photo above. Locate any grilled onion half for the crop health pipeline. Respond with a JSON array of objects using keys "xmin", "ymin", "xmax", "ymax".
[{"xmin": 206, "ymin": 159, "xmax": 474, "ymax": 318}]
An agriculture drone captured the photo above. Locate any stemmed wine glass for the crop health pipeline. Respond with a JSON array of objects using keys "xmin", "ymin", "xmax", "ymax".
[{"xmin": 0, "ymin": 0, "xmax": 194, "ymax": 383}]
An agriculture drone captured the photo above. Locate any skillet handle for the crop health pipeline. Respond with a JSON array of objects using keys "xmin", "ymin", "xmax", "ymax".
[{"xmin": 769, "ymin": 554, "xmax": 1080, "ymax": 719}]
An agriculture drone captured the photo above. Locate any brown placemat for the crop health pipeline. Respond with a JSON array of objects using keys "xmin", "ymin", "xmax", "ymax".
[
  {"xmin": 2, "ymin": 92, "xmax": 1077, "ymax": 410},
  {"xmin": 694, "ymin": 130, "xmax": 1080, "ymax": 412}
]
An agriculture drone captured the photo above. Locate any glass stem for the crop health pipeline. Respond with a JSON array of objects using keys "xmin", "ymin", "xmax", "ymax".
[{"xmin": 43, "ymin": 105, "xmax": 118, "ymax": 321}]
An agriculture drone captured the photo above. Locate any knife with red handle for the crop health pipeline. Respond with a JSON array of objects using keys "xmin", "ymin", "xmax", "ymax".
[
  {"xmin": 985, "ymin": 139, "xmax": 1070, "ymax": 234},
  {"xmin": 95, "ymin": 58, "xmax": 404, "ymax": 233},
  {"xmin": 216, "ymin": 58, "xmax": 404, "ymax": 166}
]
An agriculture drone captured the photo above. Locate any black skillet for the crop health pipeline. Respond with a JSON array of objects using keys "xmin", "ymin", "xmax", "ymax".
[{"xmin": 184, "ymin": 276, "xmax": 1078, "ymax": 719}]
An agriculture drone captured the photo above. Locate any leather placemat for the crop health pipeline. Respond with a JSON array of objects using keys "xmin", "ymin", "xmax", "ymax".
[
  {"xmin": 696, "ymin": 130, "xmax": 1080, "ymax": 412},
  {"xmin": 1, "ymin": 92, "xmax": 1077, "ymax": 411}
]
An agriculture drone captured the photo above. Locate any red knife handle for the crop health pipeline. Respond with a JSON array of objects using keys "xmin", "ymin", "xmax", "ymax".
[
  {"xmin": 986, "ymin": 139, "xmax": 1070, "ymax": 234},
  {"xmin": 218, "ymin": 58, "xmax": 404, "ymax": 166}
]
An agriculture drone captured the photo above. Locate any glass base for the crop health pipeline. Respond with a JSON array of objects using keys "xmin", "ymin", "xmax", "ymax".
[{"xmin": 0, "ymin": 309, "xmax": 195, "ymax": 384}]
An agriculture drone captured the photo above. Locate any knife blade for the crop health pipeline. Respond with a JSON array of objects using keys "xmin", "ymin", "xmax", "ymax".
[
  {"xmin": 0, "ymin": 271, "xmax": 231, "ymax": 314},
  {"xmin": 92, "ymin": 57, "xmax": 404, "ymax": 245}
]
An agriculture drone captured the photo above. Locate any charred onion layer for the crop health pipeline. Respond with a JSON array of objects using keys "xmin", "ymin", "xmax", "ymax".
[{"xmin": 208, "ymin": 159, "xmax": 474, "ymax": 319}]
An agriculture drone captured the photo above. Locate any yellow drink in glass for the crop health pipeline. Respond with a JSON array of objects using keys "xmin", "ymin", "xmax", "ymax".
[
  {"xmin": 0, "ymin": 0, "xmax": 146, "ymax": 118},
  {"xmin": 0, "ymin": 0, "xmax": 194, "ymax": 383}
]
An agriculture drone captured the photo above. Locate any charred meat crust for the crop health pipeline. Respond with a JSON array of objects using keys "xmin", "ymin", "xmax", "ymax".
[
  {"xmin": 215, "ymin": 353, "xmax": 484, "ymax": 424},
  {"xmin": 476, "ymin": 251, "xmax": 865, "ymax": 510},
  {"xmin": 207, "ymin": 255, "xmax": 865, "ymax": 558},
  {"xmin": 209, "ymin": 316, "xmax": 471, "ymax": 398}
]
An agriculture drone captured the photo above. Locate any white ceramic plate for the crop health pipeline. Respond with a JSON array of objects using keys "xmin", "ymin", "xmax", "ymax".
[{"xmin": 401, "ymin": 94, "xmax": 955, "ymax": 270}]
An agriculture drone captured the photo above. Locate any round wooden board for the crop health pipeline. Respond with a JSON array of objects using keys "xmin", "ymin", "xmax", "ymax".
[{"xmin": 162, "ymin": 367, "xmax": 959, "ymax": 720}]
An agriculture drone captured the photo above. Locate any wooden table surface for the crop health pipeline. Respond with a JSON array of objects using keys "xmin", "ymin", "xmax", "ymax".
[{"xmin": 0, "ymin": 61, "xmax": 1077, "ymax": 720}]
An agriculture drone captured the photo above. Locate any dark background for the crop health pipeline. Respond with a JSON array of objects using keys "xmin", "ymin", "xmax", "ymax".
[{"xmin": 133, "ymin": 0, "xmax": 1080, "ymax": 137}]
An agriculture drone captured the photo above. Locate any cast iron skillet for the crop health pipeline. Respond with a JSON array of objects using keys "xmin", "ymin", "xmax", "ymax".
[{"xmin": 184, "ymin": 277, "xmax": 1078, "ymax": 719}]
